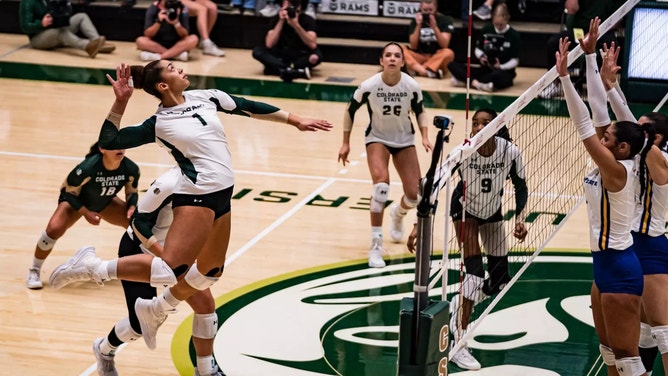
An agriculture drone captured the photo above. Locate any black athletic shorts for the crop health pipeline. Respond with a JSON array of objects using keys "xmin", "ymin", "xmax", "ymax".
[{"xmin": 172, "ymin": 185, "xmax": 233, "ymax": 219}]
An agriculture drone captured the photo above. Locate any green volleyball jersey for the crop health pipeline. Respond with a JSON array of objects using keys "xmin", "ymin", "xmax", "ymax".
[{"xmin": 60, "ymin": 153, "xmax": 140, "ymax": 212}]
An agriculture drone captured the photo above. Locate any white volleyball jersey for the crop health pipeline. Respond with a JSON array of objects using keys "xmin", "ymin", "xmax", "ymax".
[
  {"xmin": 151, "ymin": 89, "xmax": 237, "ymax": 195},
  {"xmin": 633, "ymin": 151, "xmax": 668, "ymax": 236},
  {"xmin": 457, "ymin": 137, "xmax": 525, "ymax": 219},
  {"xmin": 583, "ymin": 159, "xmax": 636, "ymax": 252},
  {"xmin": 350, "ymin": 72, "xmax": 424, "ymax": 148},
  {"xmin": 128, "ymin": 166, "xmax": 179, "ymax": 254}
]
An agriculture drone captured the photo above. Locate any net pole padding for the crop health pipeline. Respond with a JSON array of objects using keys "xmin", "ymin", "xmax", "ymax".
[
  {"xmin": 441, "ymin": 178, "xmax": 452, "ymax": 301},
  {"xmin": 447, "ymin": 198, "xmax": 587, "ymax": 358}
]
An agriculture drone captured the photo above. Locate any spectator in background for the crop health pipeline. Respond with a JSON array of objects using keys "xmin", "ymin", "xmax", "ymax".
[
  {"xmin": 448, "ymin": 3, "xmax": 519, "ymax": 92},
  {"xmin": 136, "ymin": 0, "xmax": 199, "ymax": 62},
  {"xmin": 260, "ymin": 0, "xmax": 319, "ymax": 18},
  {"xmin": 539, "ymin": 0, "xmax": 622, "ymax": 98},
  {"xmin": 404, "ymin": 0, "xmax": 455, "ymax": 79},
  {"xmin": 18, "ymin": 0, "xmax": 113, "ymax": 58},
  {"xmin": 252, "ymin": 0, "xmax": 322, "ymax": 82},
  {"xmin": 180, "ymin": 0, "xmax": 225, "ymax": 56},
  {"xmin": 230, "ymin": 0, "xmax": 256, "ymax": 15}
]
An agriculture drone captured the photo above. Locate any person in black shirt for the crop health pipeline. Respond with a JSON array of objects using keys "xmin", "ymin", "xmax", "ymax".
[
  {"xmin": 135, "ymin": 0, "xmax": 199, "ymax": 62},
  {"xmin": 252, "ymin": 0, "xmax": 323, "ymax": 82}
]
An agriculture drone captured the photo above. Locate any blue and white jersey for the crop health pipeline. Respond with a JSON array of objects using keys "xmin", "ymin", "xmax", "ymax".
[
  {"xmin": 348, "ymin": 72, "xmax": 424, "ymax": 148},
  {"xmin": 633, "ymin": 151, "xmax": 668, "ymax": 237},
  {"xmin": 584, "ymin": 159, "xmax": 636, "ymax": 252}
]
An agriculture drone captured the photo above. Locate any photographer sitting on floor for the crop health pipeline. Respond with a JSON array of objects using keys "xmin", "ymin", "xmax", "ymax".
[
  {"xmin": 403, "ymin": 0, "xmax": 455, "ymax": 79},
  {"xmin": 135, "ymin": 0, "xmax": 199, "ymax": 62},
  {"xmin": 448, "ymin": 3, "xmax": 520, "ymax": 92},
  {"xmin": 19, "ymin": 0, "xmax": 113, "ymax": 58},
  {"xmin": 252, "ymin": 0, "xmax": 323, "ymax": 82}
]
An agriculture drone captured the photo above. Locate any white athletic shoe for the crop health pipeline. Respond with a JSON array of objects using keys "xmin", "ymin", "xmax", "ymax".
[
  {"xmin": 450, "ymin": 344, "xmax": 481, "ymax": 370},
  {"xmin": 93, "ymin": 337, "xmax": 118, "ymax": 376},
  {"xmin": 389, "ymin": 203, "xmax": 404, "ymax": 242},
  {"xmin": 48, "ymin": 246, "xmax": 103, "ymax": 289},
  {"xmin": 368, "ymin": 237, "xmax": 386, "ymax": 268},
  {"xmin": 176, "ymin": 51, "xmax": 188, "ymax": 62},
  {"xmin": 194, "ymin": 364, "xmax": 227, "ymax": 376},
  {"xmin": 26, "ymin": 267, "xmax": 43, "ymax": 290},
  {"xmin": 259, "ymin": 3, "xmax": 280, "ymax": 17},
  {"xmin": 135, "ymin": 297, "xmax": 174, "ymax": 350},
  {"xmin": 449, "ymin": 294, "xmax": 461, "ymax": 340},
  {"xmin": 202, "ymin": 41, "xmax": 225, "ymax": 57},
  {"xmin": 450, "ymin": 77, "xmax": 466, "ymax": 87},
  {"xmin": 475, "ymin": 81, "xmax": 494, "ymax": 92},
  {"xmin": 139, "ymin": 51, "xmax": 161, "ymax": 62}
]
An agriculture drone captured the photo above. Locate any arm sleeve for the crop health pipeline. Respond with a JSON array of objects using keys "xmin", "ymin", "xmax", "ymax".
[
  {"xmin": 207, "ymin": 90, "xmax": 281, "ymax": 117},
  {"xmin": 509, "ymin": 158, "xmax": 528, "ymax": 219},
  {"xmin": 585, "ymin": 53, "xmax": 610, "ymax": 128},
  {"xmin": 124, "ymin": 160, "xmax": 140, "ymax": 207},
  {"xmin": 98, "ymin": 116, "xmax": 157, "ymax": 149},
  {"xmin": 499, "ymin": 58, "xmax": 519, "ymax": 70},
  {"xmin": 410, "ymin": 81, "xmax": 424, "ymax": 117},
  {"xmin": 60, "ymin": 164, "xmax": 90, "ymax": 211},
  {"xmin": 560, "ymin": 76, "xmax": 596, "ymax": 140},
  {"xmin": 19, "ymin": 1, "xmax": 44, "ymax": 36},
  {"xmin": 607, "ymin": 86, "xmax": 637, "ymax": 123},
  {"xmin": 344, "ymin": 86, "xmax": 370, "ymax": 132},
  {"xmin": 130, "ymin": 176, "xmax": 174, "ymax": 249}
]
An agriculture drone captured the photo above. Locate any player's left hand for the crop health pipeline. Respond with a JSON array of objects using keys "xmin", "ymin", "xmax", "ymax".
[{"xmin": 513, "ymin": 222, "xmax": 527, "ymax": 242}]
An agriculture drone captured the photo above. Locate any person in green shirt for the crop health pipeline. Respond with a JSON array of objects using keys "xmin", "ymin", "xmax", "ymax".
[
  {"xmin": 404, "ymin": 0, "xmax": 455, "ymax": 79},
  {"xmin": 27, "ymin": 142, "xmax": 140, "ymax": 289},
  {"xmin": 18, "ymin": 0, "xmax": 113, "ymax": 58}
]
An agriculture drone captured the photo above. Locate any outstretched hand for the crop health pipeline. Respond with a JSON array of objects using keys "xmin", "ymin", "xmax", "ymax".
[
  {"xmin": 106, "ymin": 63, "xmax": 134, "ymax": 102},
  {"xmin": 579, "ymin": 17, "xmax": 600, "ymax": 55},
  {"xmin": 294, "ymin": 118, "xmax": 333, "ymax": 132},
  {"xmin": 600, "ymin": 42, "xmax": 621, "ymax": 91},
  {"xmin": 555, "ymin": 37, "xmax": 571, "ymax": 77}
]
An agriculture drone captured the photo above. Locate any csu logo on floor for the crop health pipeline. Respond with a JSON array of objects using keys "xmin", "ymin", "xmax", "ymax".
[{"xmin": 172, "ymin": 255, "xmax": 603, "ymax": 375}]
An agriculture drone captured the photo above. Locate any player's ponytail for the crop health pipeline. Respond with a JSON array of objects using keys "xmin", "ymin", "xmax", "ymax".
[
  {"xmin": 130, "ymin": 60, "xmax": 163, "ymax": 100},
  {"xmin": 85, "ymin": 141, "xmax": 102, "ymax": 158}
]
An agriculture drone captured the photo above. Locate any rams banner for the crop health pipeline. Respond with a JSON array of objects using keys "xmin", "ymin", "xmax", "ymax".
[
  {"xmin": 321, "ymin": 0, "xmax": 379, "ymax": 16},
  {"xmin": 382, "ymin": 1, "xmax": 421, "ymax": 18}
]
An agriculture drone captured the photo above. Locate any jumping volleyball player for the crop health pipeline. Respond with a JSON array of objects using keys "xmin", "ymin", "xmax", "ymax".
[
  {"xmin": 337, "ymin": 42, "xmax": 433, "ymax": 268},
  {"xmin": 51, "ymin": 167, "xmax": 225, "ymax": 376}
]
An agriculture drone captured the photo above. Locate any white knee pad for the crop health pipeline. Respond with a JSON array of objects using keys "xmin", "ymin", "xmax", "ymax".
[
  {"xmin": 640, "ymin": 322, "xmax": 657, "ymax": 348},
  {"xmin": 114, "ymin": 317, "xmax": 141, "ymax": 343},
  {"xmin": 651, "ymin": 325, "xmax": 668, "ymax": 353},
  {"xmin": 370, "ymin": 183, "xmax": 389, "ymax": 213},
  {"xmin": 479, "ymin": 221, "xmax": 508, "ymax": 257},
  {"xmin": 599, "ymin": 344, "xmax": 616, "ymax": 366},
  {"xmin": 462, "ymin": 274, "xmax": 484, "ymax": 302},
  {"xmin": 402, "ymin": 195, "xmax": 418, "ymax": 209},
  {"xmin": 192, "ymin": 313, "xmax": 218, "ymax": 339},
  {"xmin": 615, "ymin": 356, "xmax": 646, "ymax": 376},
  {"xmin": 150, "ymin": 257, "xmax": 177, "ymax": 288},
  {"xmin": 37, "ymin": 230, "xmax": 57, "ymax": 251},
  {"xmin": 184, "ymin": 263, "xmax": 219, "ymax": 291}
]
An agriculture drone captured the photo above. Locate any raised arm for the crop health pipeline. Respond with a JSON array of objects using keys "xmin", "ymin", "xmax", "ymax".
[
  {"xmin": 580, "ymin": 18, "xmax": 610, "ymax": 137},
  {"xmin": 600, "ymin": 42, "xmax": 637, "ymax": 123}
]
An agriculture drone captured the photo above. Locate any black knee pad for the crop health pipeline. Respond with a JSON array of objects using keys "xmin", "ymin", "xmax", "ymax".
[
  {"xmin": 464, "ymin": 255, "xmax": 484, "ymax": 278},
  {"xmin": 205, "ymin": 264, "xmax": 225, "ymax": 277},
  {"xmin": 639, "ymin": 346, "xmax": 658, "ymax": 372},
  {"xmin": 173, "ymin": 264, "xmax": 189, "ymax": 278}
]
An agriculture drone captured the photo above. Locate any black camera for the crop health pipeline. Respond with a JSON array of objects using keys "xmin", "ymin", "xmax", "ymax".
[
  {"xmin": 165, "ymin": 0, "xmax": 184, "ymax": 21},
  {"xmin": 482, "ymin": 33, "xmax": 505, "ymax": 62},
  {"xmin": 433, "ymin": 115, "xmax": 453, "ymax": 130},
  {"xmin": 47, "ymin": 0, "xmax": 72, "ymax": 28},
  {"xmin": 422, "ymin": 13, "xmax": 430, "ymax": 26},
  {"xmin": 286, "ymin": 5, "xmax": 297, "ymax": 18}
]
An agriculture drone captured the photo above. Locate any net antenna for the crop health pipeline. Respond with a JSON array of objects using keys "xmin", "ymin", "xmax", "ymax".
[{"xmin": 414, "ymin": 0, "xmax": 642, "ymax": 362}]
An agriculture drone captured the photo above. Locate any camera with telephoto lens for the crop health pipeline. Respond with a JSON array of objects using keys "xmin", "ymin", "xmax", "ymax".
[
  {"xmin": 47, "ymin": 0, "xmax": 73, "ymax": 28},
  {"xmin": 286, "ymin": 5, "xmax": 297, "ymax": 18},
  {"xmin": 165, "ymin": 0, "xmax": 184, "ymax": 21},
  {"xmin": 482, "ymin": 33, "xmax": 505, "ymax": 62},
  {"xmin": 433, "ymin": 115, "xmax": 453, "ymax": 130},
  {"xmin": 422, "ymin": 13, "xmax": 430, "ymax": 26}
]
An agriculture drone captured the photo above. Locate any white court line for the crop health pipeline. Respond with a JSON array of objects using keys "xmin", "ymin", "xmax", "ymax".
[
  {"xmin": 0, "ymin": 150, "xmax": 400, "ymax": 185},
  {"xmin": 78, "ymin": 178, "xmax": 336, "ymax": 375}
]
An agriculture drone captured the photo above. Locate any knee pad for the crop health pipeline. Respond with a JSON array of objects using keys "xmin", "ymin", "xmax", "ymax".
[
  {"xmin": 114, "ymin": 317, "xmax": 141, "ymax": 343},
  {"xmin": 462, "ymin": 274, "xmax": 484, "ymax": 302},
  {"xmin": 184, "ymin": 263, "xmax": 219, "ymax": 291},
  {"xmin": 651, "ymin": 325, "xmax": 668, "ymax": 353},
  {"xmin": 370, "ymin": 183, "xmax": 389, "ymax": 213},
  {"xmin": 615, "ymin": 356, "xmax": 646, "ymax": 376},
  {"xmin": 479, "ymin": 221, "xmax": 508, "ymax": 257},
  {"xmin": 192, "ymin": 313, "xmax": 218, "ymax": 340},
  {"xmin": 484, "ymin": 255, "xmax": 510, "ymax": 296},
  {"xmin": 464, "ymin": 255, "xmax": 485, "ymax": 278},
  {"xmin": 599, "ymin": 344, "xmax": 616, "ymax": 366},
  {"xmin": 402, "ymin": 195, "xmax": 418, "ymax": 209},
  {"xmin": 37, "ymin": 230, "xmax": 57, "ymax": 251},
  {"xmin": 150, "ymin": 257, "xmax": 177, "ymax": 288},
  {"xmin": 640, "ymin": 322, "xmax": 657, "ymax": 348}
]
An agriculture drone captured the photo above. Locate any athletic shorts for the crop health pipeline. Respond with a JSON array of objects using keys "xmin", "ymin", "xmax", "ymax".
[
  {"xmin": 365, "ymin": 142, "xmax": 415, "ymax": 156},
  {"xmin": 592, "ymin": 246, "xmax": 643, "ymax": 296},
  {"xmin": 450, "ymin": 198, "xmax": 502, "ymax": 223},
  {"xmin": 172, "ymin": 185, "xmax": 233, "ymax": 219},
  {"xmin": 632, "ymin": 232, "xmax": 668, "ymax": 275}
]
